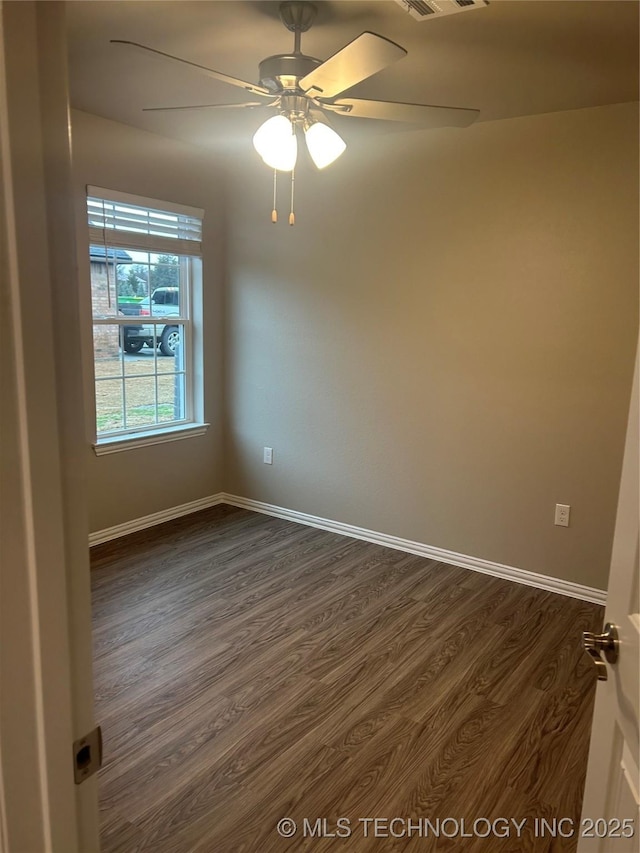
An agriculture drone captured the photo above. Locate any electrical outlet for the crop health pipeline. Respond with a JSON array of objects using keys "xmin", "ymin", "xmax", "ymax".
[
  {"xmin": 554, "ymin": 504, "xmax": 570, "ymax": 527},
  {"xmin": 263, "ymin": 447, "xmax": 273, "ymax": 465}
]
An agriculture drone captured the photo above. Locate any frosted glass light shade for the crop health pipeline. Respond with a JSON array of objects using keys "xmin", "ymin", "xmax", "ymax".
[
  {"xmin": 253, "ymin": 115, "xmax": 297, "ymax": 172},
  {"xmin": 305, "ymin": 121, "xmax": 346, "ymax": 169}
]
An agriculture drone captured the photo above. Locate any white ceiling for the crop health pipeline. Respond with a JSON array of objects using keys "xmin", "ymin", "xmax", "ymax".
[{"xmin": 67, "ymin": 0, "xmax": 639, "ymax": 151}]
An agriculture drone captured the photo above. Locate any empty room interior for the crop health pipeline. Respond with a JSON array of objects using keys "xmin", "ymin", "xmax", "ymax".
[{"xmin": 1, "ymin": 1, "xmax": 639, "ymax": 852}]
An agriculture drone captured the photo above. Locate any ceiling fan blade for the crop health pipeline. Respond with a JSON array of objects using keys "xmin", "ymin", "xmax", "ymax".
[
  {"xmin": 111, "ymin": 40, "xmax": 272, "ymax": 98},
  {"xmin": 322, "ymin": 98, "xmax": 480, "ymax": 128},
  {"xmin": 142, "ymin": 101, "xmax": 275, "ymax": 113},
  {"xmin": 299, "ymin": 32, "xmax": 406, "ymax": 99}
]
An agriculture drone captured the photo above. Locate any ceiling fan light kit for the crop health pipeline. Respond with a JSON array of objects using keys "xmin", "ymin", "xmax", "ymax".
[
  {"xmin": 252, "ymin": 89, "xmax": 347, "ymax": 173},
  {"xmin": 253, "ymin": 113, "xmax": 346, "ymax": 172},
  {"xmin": 112, "ymin": 0, "xmax": 480, "ymax": 224}
]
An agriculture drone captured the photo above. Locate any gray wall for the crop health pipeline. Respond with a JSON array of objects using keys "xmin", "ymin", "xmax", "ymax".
[
  {"xmin": 71, "ymin": 110, "xmax": 225, "ymax": 532},
  {"xmin": 223, "ymin": 102, "xmax": 639, "ymax": 590}
]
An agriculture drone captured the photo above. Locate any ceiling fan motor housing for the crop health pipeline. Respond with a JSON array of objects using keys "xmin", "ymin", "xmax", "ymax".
[{"xmin": 258, "ymin": 53, "xmax": 321, "ymax": 94}]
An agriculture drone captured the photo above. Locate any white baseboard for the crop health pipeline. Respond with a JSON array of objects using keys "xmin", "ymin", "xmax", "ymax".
[
  {"xmin": 89, "ymin": 491, "xmax": 607, "ymax": 605},
  {"xmin": 222, "ymin": 494, "xmax": 607, "ymax": 606},
  {"xmin": 88, "ymin": 493, "xmax": 225, "ymax": 546}
]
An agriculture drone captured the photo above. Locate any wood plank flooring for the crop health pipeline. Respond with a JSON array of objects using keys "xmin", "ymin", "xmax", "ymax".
[{"xmin": 91, "ymin": 504, "xmax": 604, "ymax": 853}]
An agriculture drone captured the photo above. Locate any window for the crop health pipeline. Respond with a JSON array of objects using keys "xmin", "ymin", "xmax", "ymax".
[{"xmin": 87, "ymin": 187, "xmax": 206, "ymax": 451}]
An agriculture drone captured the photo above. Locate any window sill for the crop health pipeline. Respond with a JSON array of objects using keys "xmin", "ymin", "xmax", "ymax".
[{"xmin": 93, "ymin": 423, "xmax": 210, "ymax": 456}]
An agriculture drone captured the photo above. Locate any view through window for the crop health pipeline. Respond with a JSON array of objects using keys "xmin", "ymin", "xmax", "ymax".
[{"xmin": 87, "ymin": 189, "xmax": 203, "ymax": 442}]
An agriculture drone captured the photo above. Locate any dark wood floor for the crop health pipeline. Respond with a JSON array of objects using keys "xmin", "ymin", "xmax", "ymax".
[{"xmin": 91, "ymin": 504, "xmax": 603, "ymax": 853}]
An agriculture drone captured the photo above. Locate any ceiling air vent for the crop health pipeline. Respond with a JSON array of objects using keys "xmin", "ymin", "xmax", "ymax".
[{"xmin": 394, "ymin": 0, "xmax": 489, "ymax": 21}]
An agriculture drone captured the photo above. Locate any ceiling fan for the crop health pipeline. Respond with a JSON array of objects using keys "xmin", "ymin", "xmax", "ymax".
[{"xmin": 112, "ymin": 1, "xmax": 479, "ymax": 222}]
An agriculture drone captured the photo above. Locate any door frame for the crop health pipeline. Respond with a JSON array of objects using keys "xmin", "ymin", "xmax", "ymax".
[{"xmin": 0, "ymin": 3, "xmax": 99, "ymax": 850}]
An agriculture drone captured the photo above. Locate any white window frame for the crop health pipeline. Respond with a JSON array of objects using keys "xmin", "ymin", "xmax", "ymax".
[{"xmin": 86, "ymin": 187, "xmax": 208, "ymax": 453}]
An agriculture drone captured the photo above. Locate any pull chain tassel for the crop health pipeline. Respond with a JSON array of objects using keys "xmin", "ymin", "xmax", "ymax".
[
  {"xmin": 271, "ymin": 169, "xmax": 278, "ymax": 223},
  {"xmin": 289, "ymin": 167, "xmax": 295, "ymax": 226}
]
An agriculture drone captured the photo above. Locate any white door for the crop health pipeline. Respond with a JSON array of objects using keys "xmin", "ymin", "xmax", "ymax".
[{"xmin": 579, "ymin": 351, "xmax": 639, "ymax": 851}]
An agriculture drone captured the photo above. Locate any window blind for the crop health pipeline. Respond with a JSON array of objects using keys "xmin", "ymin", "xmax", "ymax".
[{"xmin": 87, "ymin": 186, "xmax": 204, "ymax": 255}]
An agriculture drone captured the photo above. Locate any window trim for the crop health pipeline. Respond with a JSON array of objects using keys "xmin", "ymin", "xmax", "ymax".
[
  {"xmin": 93, "ymin": 422, "xmax": 210, "ymax": 456},
  {"xmin": 86, "ymin": 187, "xmax": 206, "ymax": 449}
]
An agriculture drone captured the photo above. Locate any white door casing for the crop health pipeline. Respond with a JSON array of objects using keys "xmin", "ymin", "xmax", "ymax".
[
  {"xmin": 579, "ymin": 350, "xmax": 639, "ymax": 852},
  {"xmin": 0, "ymin": 2, "xmax": 99, "ymax": 851}
]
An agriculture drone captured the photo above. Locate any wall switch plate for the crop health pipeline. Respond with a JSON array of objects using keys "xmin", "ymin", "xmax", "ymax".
[
  {"xmin": 554, "ymin": 504, "xmax": 570, "ymax": 527},
  {"xmin": 263, "ymin": 447, "xmax": 273, "ymax": 465}
]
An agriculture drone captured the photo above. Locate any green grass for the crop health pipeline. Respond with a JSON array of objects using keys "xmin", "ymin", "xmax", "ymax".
[{"xmin": 96, "ymin": 403, "xmax": 177, "ymax": 433}]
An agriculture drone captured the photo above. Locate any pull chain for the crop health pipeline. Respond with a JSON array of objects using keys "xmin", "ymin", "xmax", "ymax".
[
  {"xmin": 271, "ymin": 169, "xmax": 278, "ymax": 223},
  {"xmin": 289, "ymin": 167, "xmax": 295, "ymax": 226}
]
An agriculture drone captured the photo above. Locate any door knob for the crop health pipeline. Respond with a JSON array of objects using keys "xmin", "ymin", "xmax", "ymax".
[{"xmin": 582, "ymin": 622, "xmax": 619, "ymax": 681}]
